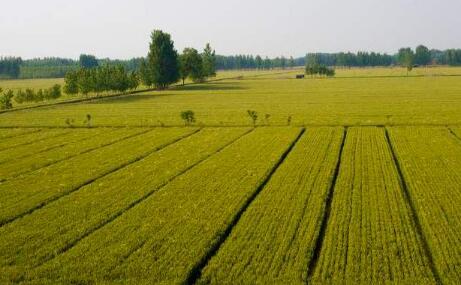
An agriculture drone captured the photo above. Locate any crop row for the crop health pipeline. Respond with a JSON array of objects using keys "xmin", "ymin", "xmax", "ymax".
[
  {"xmin": 0, "ymin": 127, "xmax": 250, "ymax": 282},
  {"xmin": 198, "ymin": 127, "xmax": 343, "ymax": 284},
  {"xmin": 0, "ymin": 128, "xmax": 70, "ymax": 151},
  {"xmin": 310, "ymin": 127, "xmax": 436, "ymax": 283},
  {"xmin": 28, "ymin": 127, "xmax": 301, "ymax": 284},
  {"xmin": 0, "ymin": 127, "xmax": 144, "ymax": 181},
  {"xmin": 0, "ymin": 127, "xmax": 40, "ymax": 139},
  {"xmin": 0, "ymin": 127, "xmax": 197, "ymax": 226},
  {"xmin": 0, "ymin": 127, "xmax": 104, "ymax": 164},
  {"xmin": 387, "ymin": 127, "xmax": 461, "ymax": 284}
]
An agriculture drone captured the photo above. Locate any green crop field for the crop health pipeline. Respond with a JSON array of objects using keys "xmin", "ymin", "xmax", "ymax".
[{"xmin": 0, "ymin": 67, "xmax": 460, "ymax": 284}]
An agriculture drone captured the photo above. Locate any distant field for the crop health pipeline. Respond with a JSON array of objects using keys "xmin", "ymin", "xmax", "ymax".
[
  {"xmin": 1, "ymin": 67, "xmax": 461, "ymax": 127},
  {"xmin": 0, "ymin": 66, "xmax": 460, "ymax": 284}
]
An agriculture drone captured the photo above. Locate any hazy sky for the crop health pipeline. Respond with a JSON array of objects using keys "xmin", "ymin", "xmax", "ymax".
[{"xmin": 1, "ymin": 0, "xmax": 460, "ymax": 59}]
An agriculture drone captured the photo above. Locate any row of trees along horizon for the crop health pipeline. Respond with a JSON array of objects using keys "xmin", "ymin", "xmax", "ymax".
[
  {"xmin": 1, "ymin": 44, "xmax": 461, "ymax": 79},
  {"xmin": 0, "ymin": 30, "xmax": 217, "ymax": 109}
]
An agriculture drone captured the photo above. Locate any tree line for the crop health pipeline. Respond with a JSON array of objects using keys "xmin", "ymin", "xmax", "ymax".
[
  {"xmin": 0, "ymin": 57, "xmax": 22, "ymax": 79},
  {"xmin": 64, "ymin": 65, "xmax": 139, "ymax": 97},
  {"xmin": 0, "ymin": 84, "xmax": 62, "ymax": 110}
]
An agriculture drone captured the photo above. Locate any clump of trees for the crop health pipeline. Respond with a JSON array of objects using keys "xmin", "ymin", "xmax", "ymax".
[
  {"xmin": 305, "ymin": 54, "xmax": 335, "ymax": 77},
  {"xmin": 398, "ymin": 48, "xmax": 415, "ymax": 74},
  {"xmin": 0, "ymin": 88, "xmax": 15, "ymax": 110},
  {"xmin": 64, "ymin": 65, "xmax": 139, "ymax": 97},
  {"xmin": 139, "ymin": 30, "xmax": 216, "ymax": 89},
  {"xmin": 14, "ymin": 84, "xmax": 62, "ymax": 104}
]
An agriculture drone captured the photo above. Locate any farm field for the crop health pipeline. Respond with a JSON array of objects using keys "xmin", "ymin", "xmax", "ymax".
[
  {"xmin": 0, "ymin": 67, "xmax": 461, "ymax": 284},
  {"xmin": 1, "ymin": 67, "xmax": 461, "ymax": 127}
]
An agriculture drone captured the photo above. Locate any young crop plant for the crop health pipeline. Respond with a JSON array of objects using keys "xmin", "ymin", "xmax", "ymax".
[
  {"xmin": 180, "ymin": 110, "xmax": 196, "ymax": 126},
  {"xmin": 30, "ymin": 127, "xmax": 301, "ymax": 284},
  {"xmin": 247, "ymin": 110, "xmax": 258, "ymax": 126},
  {"xmin": 0, "ymin": 128, "xmax": 251, "ymax": 280},
  {"xmin": 310, "ymin": 127, "xmax": 437, "ymax": 284},
  {"xmin": 198, "ymin": 127, "xmax": 344, "ymax": 284},
  {"xmin": 387, "ymin": 127, "xmax": 461, "ymax": 284}
]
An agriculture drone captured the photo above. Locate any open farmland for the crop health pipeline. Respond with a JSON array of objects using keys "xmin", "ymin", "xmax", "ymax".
[
  {"xmin": 0, "ymin": 68, "xmax": 461, "ymax": 284},
  {"xmin": 2, "ymin": 68, "xmax": 461, "ymax": 127}
]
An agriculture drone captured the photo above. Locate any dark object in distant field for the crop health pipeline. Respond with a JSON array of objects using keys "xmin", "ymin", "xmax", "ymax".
[{"xmin": 296, "ymin": 74, "xmax": 305, "ymax": 79}]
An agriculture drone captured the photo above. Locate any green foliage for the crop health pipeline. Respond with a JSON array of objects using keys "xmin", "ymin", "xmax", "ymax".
[
  {"xmin": 202, "ymin": 43, "xmax": 216, "ymax": 78},
  {"xmin": 180, "ymin": 48, "xmax": 205, "ymax": 84},
  {"xmin": 247, "ymin": 110, "xmax": 258, "ymax": 126},
  {"xmin": 0, "ymin": 89, "xmax": 14, "ymax": 110},
  {"xmin": 79, "ymin": 54, "xmax": 99, "ymax": 69},
  {"xmin": 398, "ymin": 47, "xmax": 415, "ymax": 73},
  {"xmin": 64, "ymin": 65, "xmax": 137, "ymax": 97},
  {"xmin": 13, "ymin": 86, "xmax": 60, "ymax": 104},
  {"xmin": 143, "ymin": 30, "xmax": 180, "ymax": 89},
  {"xmin": 63, "ymin": 70, "xmax": 79, "ymax": 95},
  {"xmin": 305, "ymin": 62, "xmax": 335, "ymax": 77},
  {"xmin": 415, "ymin": 45, "xmax": 431, "ymax": 65},
  {"xmin": 0, "ymin": 57, "xmax": 22, "ymax": 79},
  {"xmin": 180, "ymin": 110, "xmax": 196, "ymax": 125}
]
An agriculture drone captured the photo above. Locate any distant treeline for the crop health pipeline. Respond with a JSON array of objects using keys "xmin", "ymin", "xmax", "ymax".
[
  {"xmin": 2, "ymin": 46, "xmax": 461, "ymax": 79},
  {"xmin": 216, "ymin": 47, "xmax": 461, "ymax": 70},
  {"xmin": 0, "ymin": 56, "xmax": 143, "ymax": 79}
]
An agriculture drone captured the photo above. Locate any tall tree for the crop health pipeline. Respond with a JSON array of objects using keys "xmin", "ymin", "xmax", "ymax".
[
  {"xmin": 145, "ymin": 30, "xmax": 180, "ymax": 89},
  {"xmin": 414, "ymin": 45, "xmax": 431, "ymax": 65},
  {"xmin": 79, "ymin": 54, "xmax": 99, "ymax": 69},
  {"xmin": 180, "ymin": 48, "xmax": 204, "ymax": 84},
  {"xmin": 202, "ymin": 43, "xmax": 216, "ymax": 78},
  {"xmin": 398, "ymin": 48, "xmax": 415, "ymax": 74}
]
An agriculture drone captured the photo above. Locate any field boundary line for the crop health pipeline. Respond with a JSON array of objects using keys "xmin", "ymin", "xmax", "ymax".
[
  {"xmin": 384, "ymin": 128, "xmax": 443, "ymax": 284},
  {"xmin": 35, "ymin": 128, "xmax": 255, "ymax": 269},
  {"xmin": 0, "ymin": 128, "xmax": 199, "ymax": 228},
  {"xmin": 0, "ymin": 128, "xmax": 151, "ymax": 183},
  {"xmin": 305, "ymin": 127, "xmax": 347, "ymax": 280},
  {"xmin": 184, "ymin": 127, "xmax": 306, "ymax": 285},
  {"xmin": 0, "ymin": 129, "xmax": 105, "ymax": 166}
]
